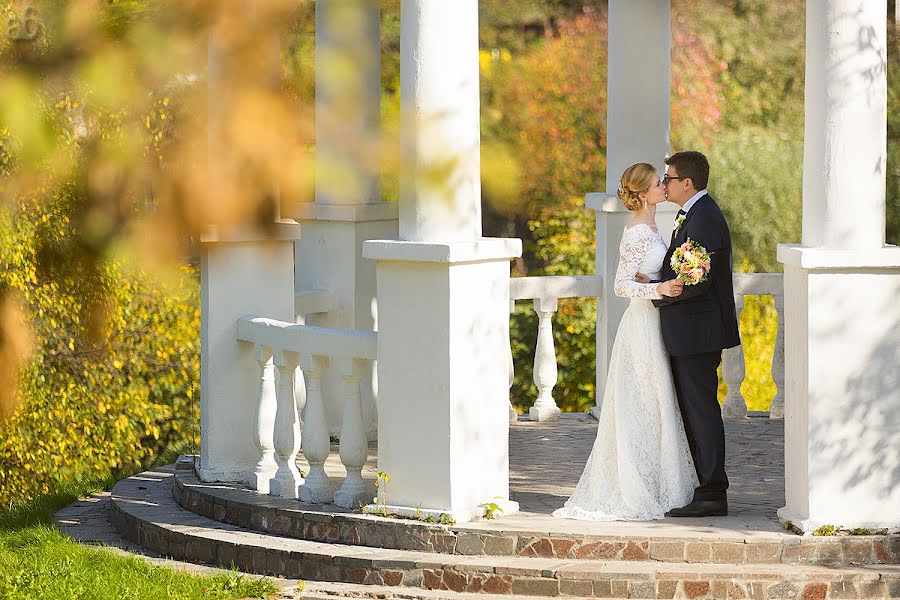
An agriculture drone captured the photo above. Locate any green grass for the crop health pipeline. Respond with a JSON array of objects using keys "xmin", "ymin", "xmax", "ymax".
[{"xmin": 0, "ymin": 470, "xmax": 280, "ymax": 600}]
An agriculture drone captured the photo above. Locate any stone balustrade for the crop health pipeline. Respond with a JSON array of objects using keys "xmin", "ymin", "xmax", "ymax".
[
  {"xmin": 508, "ymin": 275, "xmax": 603, "ymax": 423},
  {"xmin": 508, "ymin": 273, "xmax": 785, "ymax": 422},
  {"xmin": 236, "ymin": 316, "xmax": 376, "ymax": 508}
]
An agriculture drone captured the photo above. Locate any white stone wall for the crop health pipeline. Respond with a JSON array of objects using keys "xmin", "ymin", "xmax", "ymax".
[{"xmin": 199, "ymin": 231, "xmax": 298, "ymax": 483}]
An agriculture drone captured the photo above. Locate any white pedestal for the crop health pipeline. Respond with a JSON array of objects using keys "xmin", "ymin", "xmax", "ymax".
[
  {"xmin": 362, "ymin": 238, "xmax": 522, "ymax": 523},
  {"xmin": 776, "ymin": 244, "xmax": 900, "ymax": 533},
  {"xmin": 198, "ymin": 223, "xmax": 300, "ymax": 483},
  {"xmin": 291, "ymin": 202, "xmax": 399, "ymax": 439},
  {"xmin": 586, "ymin": 194, "xmax": 678, "ymax": 417}
]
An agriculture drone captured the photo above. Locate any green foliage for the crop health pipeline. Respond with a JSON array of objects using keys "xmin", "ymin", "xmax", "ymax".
[
  {"xmin": 478, "ymin": 501, "xmax": 504, "ymax": 520},
  {"xmin": 437, "ymin": 513, "xmax": 456, "ymax": 526},
  {"xmin": 682, "ymin": 127, "xmax": 803, "ymax": 273},
  {"xmin": 0, "ymin": 478, "xmax": 279, "ymax": 600},
  {"xmin": 812, "ymin": 524, "xmax": 839, "ymax": 537},
  {"xmin": 0, "ymin": 191, "xmax": 200, "ymax": 505},
  {"xmin": 675, "ymin": 1, "xmax": 805, "ymax": 132},
  {"xmin": 782, "ymin": 521, "xmax": 802, "ymax": 535},
  {"xmin": 510, "ymin": 198, "xmax": 597, "ymax": 413},
  {"xmin": 373, "ymin": 470, "xmax": 391, "ymax": 516}
]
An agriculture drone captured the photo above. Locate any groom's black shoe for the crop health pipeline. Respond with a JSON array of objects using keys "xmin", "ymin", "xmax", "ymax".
[{"xmin": 665, "ymin": 499, "xmax": 728, "ymax": 518}]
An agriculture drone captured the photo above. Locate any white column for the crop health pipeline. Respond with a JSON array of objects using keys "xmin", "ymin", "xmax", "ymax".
[
  {"xmin": 291, "ymin": 0, "xmax": 396, "ymax": 442},
  {"xmin": 802, "ymin": 0, "xmax": 886, "ymax": 248},
  {"xmin": 361, "ymin": 0, "xmax": 521, "ymax": 523},
  {"xmin": 606, "ymin": 0, "xmax": 671, "ymax": 193},
  {"xmin": 586, "ymin": 0, "xmax": 674, "ymax": 417},
  {"xmin": 778, "ymin": 0, "xmax": 900, "ymax": 533},
  {"xmin": 398, "ymin": 0, "xmax": 482, "ymax": 241},
  {"xmin": 315, "ymin": 0, "xmax": 381, "ymax": 207},
  {"xmin": 198, "ymin": 225, "xmax": 300, "ymax": 483}
]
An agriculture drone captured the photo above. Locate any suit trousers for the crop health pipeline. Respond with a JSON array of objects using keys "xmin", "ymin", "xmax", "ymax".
[{"xmin": 670, "ymin": 351, "xmax": 729, "ymax": 502}]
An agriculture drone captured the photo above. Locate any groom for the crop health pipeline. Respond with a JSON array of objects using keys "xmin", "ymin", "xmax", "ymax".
[{"xmin": 652, "ymin": 151, "xmax": 740, "ymax": 517}]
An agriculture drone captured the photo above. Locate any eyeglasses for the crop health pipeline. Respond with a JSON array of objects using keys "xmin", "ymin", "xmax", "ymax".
[{"xmin": 662, "ymin": 175, "xmax": 689, "ymax": 184}]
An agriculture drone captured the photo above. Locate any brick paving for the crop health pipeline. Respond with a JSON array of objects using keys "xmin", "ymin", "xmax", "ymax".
[
  {"xmin": 507, "ymin": 413, "xmax": 785, "ymax": 521},
  {"xmin": 316, "ymin": 413, "xmax": 787, "ymax": 536}
]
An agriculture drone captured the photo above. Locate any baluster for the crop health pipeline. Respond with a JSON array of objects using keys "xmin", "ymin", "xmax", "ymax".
[
  {"xmin": 294, "ymin": 364, "xmax": 307, "ymax": 428},
  {"xmin": 270, "ymin": 350, "xmax": 303, "ymax": 499},
  {"xmin": 530, "ymin": 297, "xmax": 561, "ymax": 422},
  {"xmin": 722, "ymin": 295, "xmax": 747, "ymax": 418},
  {"xmin": 250, "ymin": 346, "xmax": 278, "ymax": 493},
  {"xmin": 769, "ymin": 294, "xmax": 786, "ymax": 419},
  {"xmin": 508, "ymin": 332, "xmax": 518, "ymax": 424},
  {"xmin": 298, "ymin": 355, "xmax": 334, "ymax": 504},
  {"xmin": 334, "ymin": 358, "xmax": 370, "ymax": 508}
]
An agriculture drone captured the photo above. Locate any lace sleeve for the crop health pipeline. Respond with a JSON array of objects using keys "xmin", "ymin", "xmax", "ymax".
[{"xmin": 614, "ymin": 228, "xmax": 663, "ymax": 300}]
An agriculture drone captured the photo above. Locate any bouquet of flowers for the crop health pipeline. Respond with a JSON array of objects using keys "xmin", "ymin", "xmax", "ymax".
[{"xmin": 670, "ymin": 238, "xmax": 712, "ymax": 285}]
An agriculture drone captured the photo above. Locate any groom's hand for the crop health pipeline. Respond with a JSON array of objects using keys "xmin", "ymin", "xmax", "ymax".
[
  {"xmin": 656, "ymin": 279, "xmax": 684, "ymax": 297},
  {"xmin": 634, "ymin": 273, "xmax": 651, "ymax": 284}
]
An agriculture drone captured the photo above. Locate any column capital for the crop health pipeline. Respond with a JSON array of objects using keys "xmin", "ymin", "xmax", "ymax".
[
  {"xmin": 777, "ymin": 244, "xmax": 900, "ymax": 270},
  {"xmin": 363, "ymin": 238, "xmax": 521, "ymax": 265},
  {"xmin": 199, "ymin": 220, "xmax": 301, "ymax": 244}
]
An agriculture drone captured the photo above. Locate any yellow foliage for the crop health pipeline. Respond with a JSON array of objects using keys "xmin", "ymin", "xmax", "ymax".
[{"xmin": 0, "ymin": 193, "xmax": 199, "ymax": 505}]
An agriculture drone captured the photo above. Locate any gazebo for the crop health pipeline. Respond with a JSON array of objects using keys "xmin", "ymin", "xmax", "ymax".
[{"xmin": 196, "ymin": 0, "xmax": 900, "ymax": 533}]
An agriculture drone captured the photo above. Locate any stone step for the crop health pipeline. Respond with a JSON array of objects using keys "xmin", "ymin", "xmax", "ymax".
[
  {"xmin": 173, "ymin": 461, "xmax": 900, "ymax": 568},
  {"xmin": 113, "ymin": 466, "xmax": 900, "ymax": 599},
  {"xmin": 300, "ymin": 581, "xmax": 571, "ymax": 599}
]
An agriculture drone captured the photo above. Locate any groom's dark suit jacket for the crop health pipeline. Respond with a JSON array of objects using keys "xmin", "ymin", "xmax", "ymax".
[{"xmin": 652, "ymin": 194, "xmax": 740, "ymax": 356}]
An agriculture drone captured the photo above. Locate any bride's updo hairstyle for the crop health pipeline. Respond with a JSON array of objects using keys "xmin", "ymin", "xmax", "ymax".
[{"xmin": 616, "ymin": 163, "xmax": 656, "ymax": 211}]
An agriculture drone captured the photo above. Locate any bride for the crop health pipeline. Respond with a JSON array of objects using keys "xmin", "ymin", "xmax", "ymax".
[{"xmin": 553, "ymin": 163, "xmax": 698, "ymax": 521}]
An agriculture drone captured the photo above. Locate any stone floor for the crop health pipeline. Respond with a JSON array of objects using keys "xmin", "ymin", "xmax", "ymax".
[
  {"xmin": 308, "ymin": 413, "xmax": 787, "ymax": 539},
  {"xmin": 508, "ymin": 413, "xmax": 784, "ymax": 518}
]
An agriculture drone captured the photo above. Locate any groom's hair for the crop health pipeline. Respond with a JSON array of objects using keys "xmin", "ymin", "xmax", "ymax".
[{"xmin": 665, "ymin": 151, "xmax": 709, "ymax": 190}]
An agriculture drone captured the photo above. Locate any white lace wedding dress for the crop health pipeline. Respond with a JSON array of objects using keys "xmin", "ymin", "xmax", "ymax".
[{"xmin": 553, "ymin": 224, "xmax": 698, "ymax": 521}]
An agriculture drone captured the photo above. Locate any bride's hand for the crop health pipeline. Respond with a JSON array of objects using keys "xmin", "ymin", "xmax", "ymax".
[
  {"xmin": 656, "ymin": 279, "xmax": 684, "ymax": 297},
  {"xmin": 634, "ymin": 273, "xmax": 651, "ymax": 284}
]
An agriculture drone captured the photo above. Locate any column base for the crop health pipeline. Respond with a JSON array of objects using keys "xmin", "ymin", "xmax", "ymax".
[
  {"xmin": 200, "ymin": 228, "xmax": 299, "ymax": 487},
  {"xmin": 363, "ymin": 237, "xmax": 522, "ymax": 524},
  {"xmin": 777, "ymin": 244, "xmax": 900, "ymax": 534},
  {"xmin": 293, "ymin": 205, "xmax": 399, "ymax": 440}
]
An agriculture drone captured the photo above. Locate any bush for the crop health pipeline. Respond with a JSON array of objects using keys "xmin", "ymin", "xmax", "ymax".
[{"xmin": 0, "ymin": 190, "xmax": 199, "ymax": 506}]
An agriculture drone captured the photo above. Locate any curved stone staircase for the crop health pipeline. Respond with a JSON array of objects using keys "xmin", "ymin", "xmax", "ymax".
[{"xmin": 108, "ymin": 460, "xmax": 900, "ymax": 599}]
